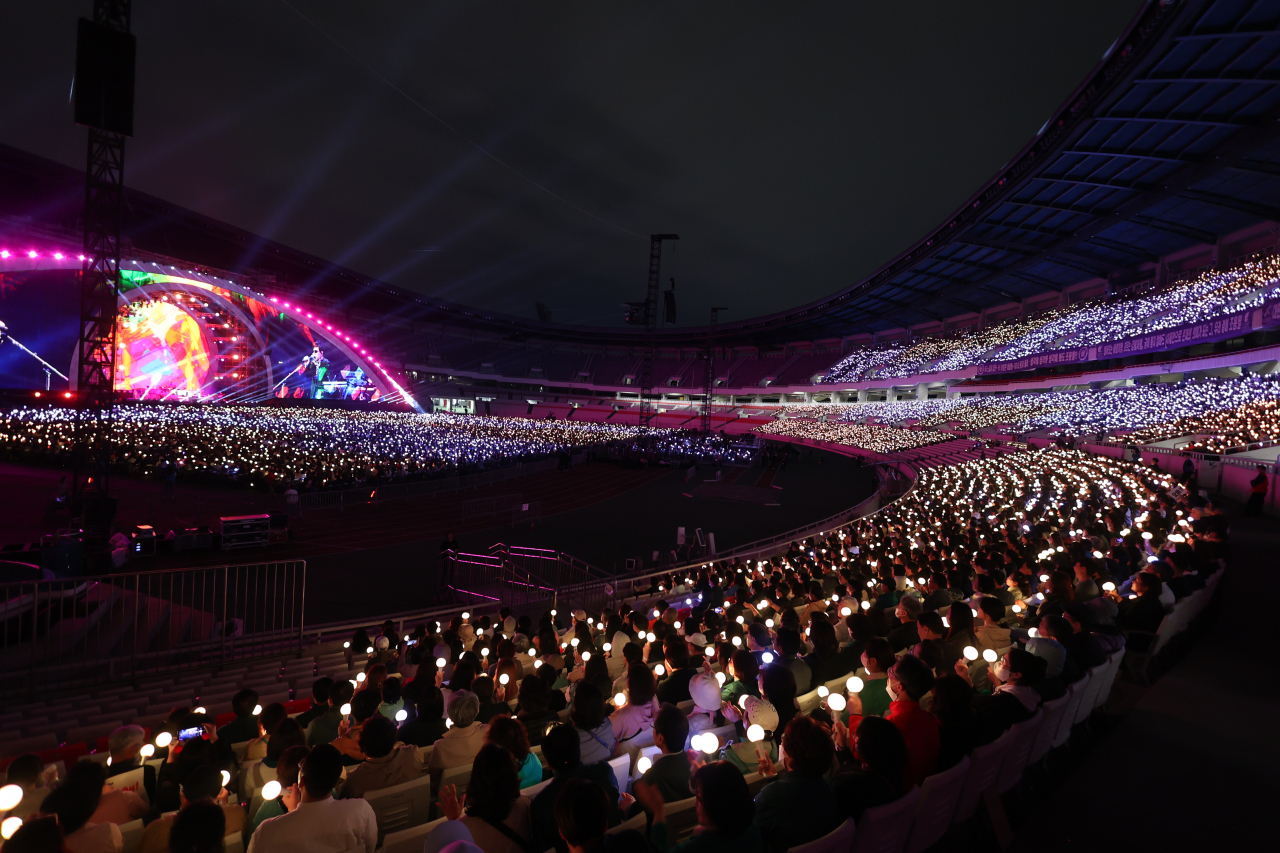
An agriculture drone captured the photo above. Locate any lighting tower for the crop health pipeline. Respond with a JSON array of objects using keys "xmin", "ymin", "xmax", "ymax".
[
  {"xmin": 701, "ymin": 307, "xmax": 727, "ymax": 434},
  {"xmin": 638, "ymin": 234, "xmax": 678, "ymax": 427},
  {"xmin": 73, "ymin": 0, "xmax": 135, "ymax": 519}
]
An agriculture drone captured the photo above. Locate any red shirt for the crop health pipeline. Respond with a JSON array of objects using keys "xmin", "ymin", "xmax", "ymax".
[{"xmin": 886, "ymin": 699, "xmax": 940, "ymax": 788}]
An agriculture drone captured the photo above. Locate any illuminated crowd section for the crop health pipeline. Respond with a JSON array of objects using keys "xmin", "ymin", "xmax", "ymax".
[
  {"xmin": 762, "ymin": 375, "xmax": 1280, "ymax": 453},
  {"xmin": 822, "ymin": 254, "xmax": 1280, "ymax": 382},
  {"xmin": 0, "ymin": 407, "xmax": 689, "ymax": 484},
  {"xmin": 844, "ymin": 449, "xmax": 1176, "ymax": 577}
]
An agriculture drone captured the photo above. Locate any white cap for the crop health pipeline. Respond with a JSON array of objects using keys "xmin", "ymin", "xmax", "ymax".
[
  {"xmin": 743, "ymin": 695, "xmax": 779, "ymax": 732},
  {"xmin": 689, "ymin": 671, "xmax": 722, "ymax": 712}
]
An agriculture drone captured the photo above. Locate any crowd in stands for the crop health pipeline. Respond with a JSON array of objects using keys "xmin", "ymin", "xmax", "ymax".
[
  {"xmin": 768, "ymin": 376, "xmax": 1280, "ymax": 451},
  {"xmin": 0, "ymin": 407, "xmax": 700, "ymax": 491},
  {"xmin": 819, "ymin": 254, "xmax": 1280, "ymax": 382},
  {"xmin": 2, "ymin": 444, "xmax": 1224, "ymax": 853},
  {"xmin": 752, "ymin": 421, "xmax": 953, "ymax": 454}
]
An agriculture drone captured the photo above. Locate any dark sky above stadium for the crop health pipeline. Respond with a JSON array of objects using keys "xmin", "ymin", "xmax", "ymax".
[{"xmin": 1, "ymin": 1, "xmax": 1142, "ymax": 328}]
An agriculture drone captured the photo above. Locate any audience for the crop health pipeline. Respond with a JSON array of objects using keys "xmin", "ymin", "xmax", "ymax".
[
  {"xmin": 247, "ymin": 744, "xmax": 377, "ymax": 853},
  {"xmin": 440, "ymin": 743, "xmax": 533, "ymax": 853}
]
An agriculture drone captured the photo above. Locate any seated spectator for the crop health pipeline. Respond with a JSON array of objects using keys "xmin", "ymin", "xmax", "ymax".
[
  {"xmin": 439, "ymin": 743, "xmax": 533, "ymax": 853},
  {"xmin": 332, "ymin": 690, "xmax": 382, "ymax": 764},
  {"xmin": 295, "ymin": 678, "xmax": 334, "ymax": 729},
  {"xmin": 720, "ymin": 649, "xmax": 761, "ymax": 707},
  {"xmin": 530, "ymin": 724, "xmax": 621, "ymax": 853},
  {"xmin": 968, "ymin": 648, "xmax": 1046, "ymax": 733},
  {"xmin": 1112, "ymin": 571, "xmax": 1167, "ymax": 636},
  {"xmin": 974, "ymin": 597, "xmax": 1011, "ymax": 652},
  {"xmin": 340, "ymin": 714, "xmax": 424, "ymax": 800},
  {"xmin": 774, "ymin": 626, "xmax": 812, "ymax": 694},
  {"xmin": 929, "ymin": 674, "xmax": 983, "ymax": 771},
  {"xmin": 760, "ymin": 662, "xmax": 798, "ymax": 735},
  {"xmin": 610, "ymin": 663, "xmax": 660, "ymax": 747},
  {"xmin": 804, "ymin": 619, "xmax": 854, "ymax": 685},
  {"xmin": 914, "ymin": 611, "xmax": 959, "ymax": 671},
  {"xmin": 831, "ymin": 716, "xmax": 908, "ymax": 821},
  {"xmin": 515, "ymin": 675, "xmax": 561, "ymax": 747},
  {"xmin": 850, "ymin": 638, "xmax": 895, "ymax": 718},
  {"xmin": 486, "ymin": 715, "xmax": 543, "ymax": 789},
  {"xmin": 1072, "ymin": 559, "xmax": 1102, "ymax": 602},
  {"xmin": 247, "ymin": 746, "xmax": 308, "ymax": 845},
  {"xmin": 552, "ymin": 778, "xmax": 639, "ymax": 853},
  {"xmin": 943, "ymin": 602, "xmax": 979, "ymax": 658},
  {"xmin": 399, "ymin": 684, "xmax": 449, "ymax": 748},
  {"xmin": 307, "ymin": 681, "xmax": 353, "ymax": 748},
  {"xmin": 0, "ymin": 816, "xmax": 68, "ymax": 853},
  {"xmin": 1061, "ymin": 603, "xmax": 1108, "ymax": 671},
  {"xmin": 883, "ymin": 655, "xmax": 939, "ymax": 788},
  {"xmin": 104, "ymin": 725, "xmax": 157, "ymax": 805},
  {"xmin": 570, "ymin": 683, "xmax": 616, "ymax": 765},
  {"xmin": 474, "ymin": 676, "xmax": 509, "ymax": 724},
  {"xmin": 887, "ymin": 596, "xmax": 922, "ymax": 652},
  {"xmin": 655, "ymin": 638, "xmax": 698, "ymax": 704},
  {"xmin": 610, "ymin": 643, "xmax": 644, "ymax": 698},
  {"xmin": 40, "ymin": 760, "xmax": 123, "ymax": 853},
  {"xmin": 377, "ymin": 677, "xmax": 405, "ymax": 722},
  {"xmin": 429, "ymin": 691, "xmax": 488, "ymax": 787},
  {"xmin": 138, "ymin": 765, "xmax": 244, "ymax": 853},
  {"xmin": 2, "ymin": 753, "xmax": 52, "ymax": 821},
  {"xmin": 634, "ymin": 704, "xmax": 691, "ymax": 804},
  {"xmin": 216, "ymin": 689, "xmax": 261, "ymax": 745},
  {"xmin": 167, "ymin": 799, "xmax": 225, "ymax": 853},
  {"xmin": 754, "ymin": 715, "xmax": 841, "ymax": 853},
  {"xmin": 241, "ymin": 702, "xmax": 287, "ymax": 763},
  {"xmin": 633, "ymin": 760, "xmax": 762, "ymax": 853},
  {"xmin": 247, "ymin": 744, "xmax": 377, "ymax": 853}
]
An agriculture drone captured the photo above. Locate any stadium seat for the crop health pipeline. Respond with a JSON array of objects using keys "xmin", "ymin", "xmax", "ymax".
[
  {"xmin": 851, "ymin": 786, "xmax": 918, "ymax": 853},
  {"xmin": 119, "ymin": 819, "xmax": 144, "ymax": 853},
  {"xmin": 381, "ymin": 816, "xmax": 448, "ymax": 853},
  {"xmin": 789, "ymin": 818, "xmax": 856, "ymax": 853},
  {"xmin": 608, "ymin": 812, "xmax": 648, "ymax": 835},
  {"xmin": 994, "ymin": 711, "xmax": 1044, "ymax": 795},
  {"xmin": 364, "ymin": 774, "xmax": 433, "ymax": 845},
  {"xmin": 951, "ymin": 731, "xmax": 1010, "ymax": 825},
  {"xmin": 904, "ymin": 757, "xmax": 969, "ymax": 853}
]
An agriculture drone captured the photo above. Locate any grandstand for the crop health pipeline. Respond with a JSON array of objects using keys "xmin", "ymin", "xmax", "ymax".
[{"xmin": 0, "ymin": 1, "xmax": 1277, "ymax": 851}]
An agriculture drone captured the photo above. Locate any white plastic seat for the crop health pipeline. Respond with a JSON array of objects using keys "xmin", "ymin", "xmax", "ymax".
[
  {"xmin": 789, "ymin": 817, "xmax": 856, "ymax": 853},
  {"xmin": 1028, "ymin": 693, "xmax": 1071, "ymax": 765},
  {"xmin": 851, "ymin": 786, "xmax": 918, "ymax": 853},
  {"xmin": 951, "ymin": 731, "xmax": 1010, "ymax": 824},
  {"xmin": 664, "ymin": 795, "xmax": 700, "ymax": 841},
  {"xmin": 607, "ymin": 754, "xmax": 631, "ymax": 791},
  {"xmin": 1054, "ymin": 673, "xmax": 1091, "ymax": 747},
  {"xmin": 222, "ymin": 831, "xmax": 243, "ymax": 853},
  {"xmin": 608, "ymin": 812, "xmax": 648, "ymax": 835},
  {"xmin": 904, "ymin": 757, "xmax": 969, "ymax": 853},
  {"xmin": 520, "ymin": 778, "xmax": 552, "ymax": 798},
  {"xmin": 365, "ymin": 774, "xmax": 433, "ymax": 843},
  {"xmin": 381, "ymin": 816, "xmax": 447, "ymax": 853},
  {"xmin": 439, "ymin": 763, "xmax": 473, "ymax": 799},
  {"xmin": 119, "ymin": 819, "xmax": 144, "ymax": 853},
  {"xmin": 994, "ymin": 710, "xmax": 1044, "ymax": 795}
]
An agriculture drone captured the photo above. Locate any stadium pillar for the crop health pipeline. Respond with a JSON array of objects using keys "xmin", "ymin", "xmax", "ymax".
[{"xmin": 915, "ymin": 383, "xmax": 928, "ymax": 401}]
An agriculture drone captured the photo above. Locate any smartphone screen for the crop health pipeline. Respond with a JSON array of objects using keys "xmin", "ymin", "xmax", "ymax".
[{"xmin": 177, "ymin": 726, "xmax": 203, "ymax": 741}]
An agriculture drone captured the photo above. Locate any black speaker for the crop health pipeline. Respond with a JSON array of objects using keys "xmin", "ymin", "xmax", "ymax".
[{"xmin": 74, "ymin": 18, "xmax": 136, "ymax": 136}]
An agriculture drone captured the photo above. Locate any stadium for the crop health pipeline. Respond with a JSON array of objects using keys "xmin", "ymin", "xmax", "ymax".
[{"xmin": 0, "ymin": 2, "xmax": 1274, "ymax": 852}]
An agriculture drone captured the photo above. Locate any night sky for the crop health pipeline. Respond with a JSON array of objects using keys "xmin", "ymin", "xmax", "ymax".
[{"xmin": 1, "ymin": 1, "xmax": 1143, "ymax": 328}]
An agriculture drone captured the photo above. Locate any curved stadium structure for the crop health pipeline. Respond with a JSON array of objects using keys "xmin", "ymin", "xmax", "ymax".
[{"xmin": 0, "ymin": 4, "xmax": 1278, "ymax": 850}]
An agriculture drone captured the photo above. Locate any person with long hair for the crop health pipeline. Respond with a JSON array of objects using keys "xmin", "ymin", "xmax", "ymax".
[
  {"xmin": 610, "ymin": 663, "xmax": 660, "ymax": 746},
  {"xmin": 831, "ymin": 716, "xmax": 908, "ymax": 821},
  {"xmin": 633, "ymin": 760, "xmax": 762, "ymax": 853},
  {"xmin": 569, "ymin": 683, "xmax": 616, "ymax": 765},
  {"xmin": 759, "ymin": 663, "xmax": 798, "ymax": 736},
  {"xmin": 486, "ymin": 715, "xmax": 542, "ymax": 789},
  {"xmin": 753, "ymin": 716, "xmax": 842, "ymax": 853},
  {"xmin": 943, "ymin": 601, "xmax": 978, "ymax": 658},
  {"xmin": 439, "ymin": 743, "xmax": 532, "ymax": 853}
]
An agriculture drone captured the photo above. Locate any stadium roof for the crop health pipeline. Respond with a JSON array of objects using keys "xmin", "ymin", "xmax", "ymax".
[{"xmin": 3, "ymin": 0, "xmax": 1280, "ymax": 352}]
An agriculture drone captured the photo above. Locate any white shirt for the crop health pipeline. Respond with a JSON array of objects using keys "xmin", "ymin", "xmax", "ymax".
[{"xmin": 246, "ymin": 796, "xmax": 377, "ymax": 853}]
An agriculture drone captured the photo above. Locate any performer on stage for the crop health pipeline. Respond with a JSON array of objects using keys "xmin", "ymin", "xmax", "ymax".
[
  {"xmin": 299, "ymin": 345, "xmax": 330, "ymax": 398},
  {"xmin": 343, "ymin": 367, "xmax": 372, "ymax": 400}
]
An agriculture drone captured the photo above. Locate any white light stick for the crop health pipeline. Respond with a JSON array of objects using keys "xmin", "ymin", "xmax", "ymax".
[
  {"xmin": 253, "ymin": 704, "xmax": 263, "ymax": 716},
  {"xmin": 261, "ymin": 780, "xmax": 282, "ymax": 801},
  {"xmin": 637, "ymin": 756, "xmax": 652, "ymax": 774},
  {"xmin": 963, "ymin": 646, "xmax": 979, "ymax": 661},
  {"xmin": 155, "ymin": 732, "xmax": 173, "ymax": 748},
  {"xmin": 747, "ymin": 724, "xmax": 765, "ymax": 743},
  {"xmin": 0, "ymin": 785, "xmax": 22, "ymax": 811},
  {"xmin": 817, "ymin": 686, "xmax": 829, "ymax": 698},
  {"xmin": 715, "ymin": 672, "xmax": 726, "ymax": 686},
  {"xmin": 700, "ymin": 734, "xmax": 719, "ymax": 754},
  {"xmin": 582, "ymin": 652, "xmax": 591, "ymax": 662},
  {"xmin": 356, "ymin": 672, "xmax": 366, "ymax": 683},
  {"xmin": 220, "ymin": 770, "xmax": 231, "ymax": 788},
  {"xmin": 1, "ymin": 817, "xmax": 23, "ymax": 841},
  {"xmin": 615, "ymin": 692, "xmax": 627, "ymax": 706},
  {"xmin": 654, "ymin": 664, "xmax": 666, "ymax": 676},
  {"xmin": 499, "ymin": 674, "xmax": 510, "ymax": 685},
  {"xmin": 983, "ymin": 649, "xmax": 998, "ymax": 663},
  {"xmin": 139, "ymin": 744, "xmax": 155, "ymax": 758},
  {"xmin": 436, "ymin": 657, "xmax": 447, "ymax": 668},
  {"xmin": 827, "ymin": 694, "xmax": 847, "ymax": 712},
  {"xmin": 340, "ymin": 703, "xmax": 352, "ymax": 716},
  {"xmin": 846, "ymin": 676, "xmax": 864, "ymax": 693}
]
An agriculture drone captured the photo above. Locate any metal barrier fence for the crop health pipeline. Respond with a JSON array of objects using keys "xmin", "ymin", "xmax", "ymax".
[
  {"xmin": 0, "ymin": 561, "xmax": 305, "ymax": 701},
  {"xmin": 274, "ymin": 459, "xmax": 561, "ymax": 514}
]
